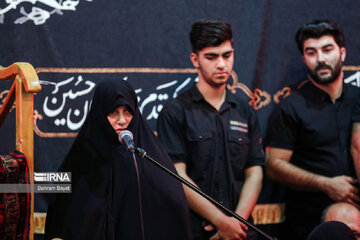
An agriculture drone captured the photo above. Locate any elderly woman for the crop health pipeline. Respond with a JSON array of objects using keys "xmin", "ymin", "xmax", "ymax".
[{"xmin": 45, "ymin": 79, "xmax": 192, "ymax": 240}]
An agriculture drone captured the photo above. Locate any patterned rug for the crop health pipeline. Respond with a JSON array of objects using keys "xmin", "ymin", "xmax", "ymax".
[{"xmin": 0, "ymin": 151, "xmax": 31, "ymax": 240}]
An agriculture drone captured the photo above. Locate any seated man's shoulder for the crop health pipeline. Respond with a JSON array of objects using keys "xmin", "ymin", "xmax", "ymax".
[
  {"xmin": 160, "ymin": 90, "xmax": 191, "ymax": 117},
  {"xmin": 273, "ymin": 83, "xmax": 308, "ymax": 111}
]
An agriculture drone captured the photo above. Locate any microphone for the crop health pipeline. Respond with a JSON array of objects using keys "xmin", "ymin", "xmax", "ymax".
[{"xmin": 119, "ymin": 130, "xmax": 135, "ymax": 153}]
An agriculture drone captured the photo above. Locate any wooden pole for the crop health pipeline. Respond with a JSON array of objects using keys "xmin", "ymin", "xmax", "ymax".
[{"xmin": 15, "ymin": 75, "xmax": 34, "ymax": 240}]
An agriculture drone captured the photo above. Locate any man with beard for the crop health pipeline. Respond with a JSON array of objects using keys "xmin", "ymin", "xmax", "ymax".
[
  {"xmin": 157, "ymin": 19, "xmax": 264, "ymax": 240},
  {"xmin": 266, "ymin": 19, "xmax": 360, "ymax": 240}
]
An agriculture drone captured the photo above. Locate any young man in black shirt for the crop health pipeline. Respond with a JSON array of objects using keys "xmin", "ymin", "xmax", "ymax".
[
  {"xmin": 266, "ymin": 19, "xmax": 360, "ymax": 240},
  {"xmin": 157, "ymin": 19, "xmax": 264, "ymax": 240}
]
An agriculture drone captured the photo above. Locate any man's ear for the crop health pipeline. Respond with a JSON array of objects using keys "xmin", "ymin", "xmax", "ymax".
[
  {"xmin": 190, "ymin": 52, "xmax": 199, "ymax": 68},
  {"xmin": 340, "ymin": 47, "xmax": 346, "ymax": 62}
]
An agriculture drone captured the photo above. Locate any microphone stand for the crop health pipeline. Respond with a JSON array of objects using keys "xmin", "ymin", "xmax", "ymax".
[{"xmin": 135, "ymin": 147, "xmax": 279, "ymax": 240}]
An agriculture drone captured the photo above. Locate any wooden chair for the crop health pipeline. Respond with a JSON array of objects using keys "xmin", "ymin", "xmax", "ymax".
[{"xmin": 0, "ymin": 62, "xmax": 41, "ymax": 240}]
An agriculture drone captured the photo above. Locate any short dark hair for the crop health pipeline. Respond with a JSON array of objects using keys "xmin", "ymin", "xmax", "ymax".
[
  {"xmin": 295, "ymin": 19, "xmax": 345, "ymax": 54},
  {"xmin": 190, "ymin": 19, "xmax": 233, "ymax": 53}
]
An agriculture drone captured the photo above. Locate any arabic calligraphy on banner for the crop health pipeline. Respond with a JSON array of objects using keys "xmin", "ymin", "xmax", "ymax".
[
  {"xmin": 31, "ymin": 67, "xmax": 273, "ymax": 138},
  {"xmin": 0, "ymin": 0, "xmax": 93, "ymax": 25},
  {"xmin": 33, "ymin": 68, "xmax": 195, "ymax": 137}
]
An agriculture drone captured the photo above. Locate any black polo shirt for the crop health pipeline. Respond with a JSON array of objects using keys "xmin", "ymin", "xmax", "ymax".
[
  {"xmin": 267, "ymin": 80, "xmax": 360, "ymax": 209},
  {"xmin": 157, "ymin": 84, "xmax": 264, "ymax": 236}
]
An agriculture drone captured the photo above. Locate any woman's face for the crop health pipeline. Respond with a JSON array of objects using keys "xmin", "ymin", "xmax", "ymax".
[{"xmin": 107, "ymin": 105, "xmax": 133, "ymax": 135}]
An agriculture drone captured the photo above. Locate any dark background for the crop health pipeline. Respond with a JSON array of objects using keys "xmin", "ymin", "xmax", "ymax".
[{"xmin": 1, "ymin": 0, "xmax": 360, "ymax": 238}]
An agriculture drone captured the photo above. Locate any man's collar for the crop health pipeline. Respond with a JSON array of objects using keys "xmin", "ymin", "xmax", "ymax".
[
  {"xmin": 190, "ymin": 84, "xmax": 205, "ymax": 102},
  {"xmin": 190, "ymin": 84, "xmax": 237, "ymax": 106},
  {"xmin": 301, "ymin": 80, "xmax": 345, "ymax": 102}
]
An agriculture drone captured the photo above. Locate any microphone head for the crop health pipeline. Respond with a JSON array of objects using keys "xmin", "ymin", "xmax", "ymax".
[{"xmin": 119, "ymin": 130, "xmax": 133, "ymax": 144}]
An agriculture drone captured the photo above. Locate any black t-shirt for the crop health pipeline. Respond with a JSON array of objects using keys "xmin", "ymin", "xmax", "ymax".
[
  {"xmin": 157, "ymin": 84, "xmax": 264, "ymax": 237},
  {"xmin": 267, "ymin": 80, "xmax": 360, "ymax": 209}
]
